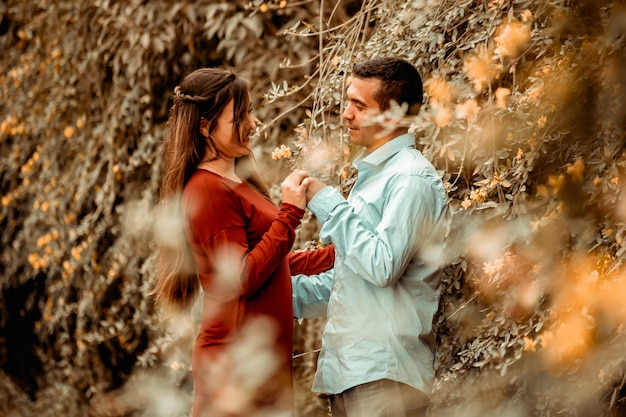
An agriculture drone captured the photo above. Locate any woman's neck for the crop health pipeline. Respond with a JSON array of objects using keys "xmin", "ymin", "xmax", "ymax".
[{"xmin": 197, "ymin": 157, "xmax": 241, "ymax": 182}]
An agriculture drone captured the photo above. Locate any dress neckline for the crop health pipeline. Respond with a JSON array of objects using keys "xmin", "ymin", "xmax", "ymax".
[{"xmin": 197, "ymin": 167, "xmax": 242, "ymax": 184}]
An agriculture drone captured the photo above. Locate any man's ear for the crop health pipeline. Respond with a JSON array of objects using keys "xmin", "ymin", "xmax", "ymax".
[{"xmin": 199, "ymin": 118, "xmax": 210, "ymax": 138}]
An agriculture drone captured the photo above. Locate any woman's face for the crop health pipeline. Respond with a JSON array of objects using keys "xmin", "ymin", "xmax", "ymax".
[{"xmin": 206, "ymin": 98, "xmax": 255, "ymax": 159}]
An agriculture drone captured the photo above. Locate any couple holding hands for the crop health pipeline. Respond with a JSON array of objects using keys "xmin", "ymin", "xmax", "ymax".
[{"xmin": 154, "ymin": 57, "xmax": 448, "ymax": 417}]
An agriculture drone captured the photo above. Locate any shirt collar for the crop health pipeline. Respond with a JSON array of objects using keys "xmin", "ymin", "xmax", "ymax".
[{"xmin": 353, "ymin": 132, "xmax": 416, "ymax": 169}]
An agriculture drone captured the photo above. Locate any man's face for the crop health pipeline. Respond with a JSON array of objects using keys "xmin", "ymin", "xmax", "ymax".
[{"xmin": 342, "ymin": 77, "xmax": 386, "ymax": 153}]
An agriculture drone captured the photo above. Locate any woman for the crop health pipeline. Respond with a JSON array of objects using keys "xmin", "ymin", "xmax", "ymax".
[{"xmin": 152, "ymin": 67, "xmax": 334, "ymax": 417}]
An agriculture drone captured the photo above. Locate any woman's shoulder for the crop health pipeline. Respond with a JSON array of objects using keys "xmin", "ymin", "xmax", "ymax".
[
  {"xmin": 185, "ymin": 169, "xmax": 235, "ymax": 194},
  {"xmin": 183, "ymin": 170, "xmax": 240, "ymax": 214}
]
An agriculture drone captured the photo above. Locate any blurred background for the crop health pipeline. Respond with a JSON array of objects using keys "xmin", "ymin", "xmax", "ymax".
[{"xmin": 1, "ymin": 0, "xmax": 625, "ymax": 416}]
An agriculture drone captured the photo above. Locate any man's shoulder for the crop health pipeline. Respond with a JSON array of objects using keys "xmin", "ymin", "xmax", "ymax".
[
  {"xmin": 391, "ymin": 147, "xmax": 438, "ymax": 175},
  {"xmin": 386, "ymin": 149, "xmax": 446, "ymax": 199}
]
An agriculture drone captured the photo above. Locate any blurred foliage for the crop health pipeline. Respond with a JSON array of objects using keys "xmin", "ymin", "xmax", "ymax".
[
  {"xmin": 0, "ymin": 0, "xmax": 338, "ymax": 415},
  {"xmin": 270, "ymin": 0, "xmax": 626, "ymax": 416},
  {"xmin": 1, "ymin": 0, "xmax": 625, "ymax": 416}
]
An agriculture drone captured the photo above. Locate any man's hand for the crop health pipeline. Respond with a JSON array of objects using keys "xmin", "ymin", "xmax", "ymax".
[{"xmin": 303, "ymin": 177, "xmax": 326, "ymax": 203}]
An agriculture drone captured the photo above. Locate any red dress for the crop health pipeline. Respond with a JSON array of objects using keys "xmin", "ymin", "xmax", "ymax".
[{"xmin": 181, "ymin": 170, "xmax": 334, "ymax": 417}]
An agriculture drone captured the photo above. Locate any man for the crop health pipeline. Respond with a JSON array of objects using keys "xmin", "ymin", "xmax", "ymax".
[{"xmin": 292, "ymin": 57, "xmax": 448, "ymax": 417}]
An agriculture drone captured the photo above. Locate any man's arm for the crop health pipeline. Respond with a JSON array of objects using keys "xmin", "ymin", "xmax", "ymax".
[
  {"xmin": 308, "ymin": 175, "xmax": 445, "ymax": 288},
  {"xmin": 292, "ymin": 269, "xmax": 334, "ymax": 318}
]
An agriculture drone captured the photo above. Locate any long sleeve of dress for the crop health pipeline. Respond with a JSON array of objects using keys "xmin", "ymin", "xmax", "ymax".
[
  {"xmin": 200, "ymin": 204, "xmax": 303, "ymax": 298},
  {"xmin": 288, "ymin": 245, "xmax": 335, "ymax": 276},
  {"xmin": 183, "ymin": 177, "xmax": 304, "ymax": 299}
]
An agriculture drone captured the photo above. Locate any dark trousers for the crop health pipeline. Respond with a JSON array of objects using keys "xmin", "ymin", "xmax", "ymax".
[{"xmin": 329, "ymin": 379, "xmax": 430, "ymax": 417}]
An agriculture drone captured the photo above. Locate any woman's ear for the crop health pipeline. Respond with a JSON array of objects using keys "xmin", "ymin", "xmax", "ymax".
[{"xmin": 199, "ymin": 118, "xmax": 210, "ymax": 138}]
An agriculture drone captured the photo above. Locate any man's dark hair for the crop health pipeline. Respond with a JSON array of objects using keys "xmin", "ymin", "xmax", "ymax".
[{"xmin": 352, "ymin": 57, "xmax": 423, "ymax": 115}]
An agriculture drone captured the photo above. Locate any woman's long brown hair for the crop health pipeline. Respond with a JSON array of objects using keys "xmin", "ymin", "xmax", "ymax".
[{"xmin": 152, "ymin": 68, "xmax": 270, "ymax": 313}]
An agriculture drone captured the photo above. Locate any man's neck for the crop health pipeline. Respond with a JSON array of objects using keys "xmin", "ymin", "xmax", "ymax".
[{"xmin": 364, "ymin": 128, "xmax": 408, "ymax": 155}]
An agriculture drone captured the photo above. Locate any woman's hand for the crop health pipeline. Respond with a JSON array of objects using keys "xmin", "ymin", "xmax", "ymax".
[{"xmin": 281, "ymin": 169, "xmax": 310, "ymax": 210}]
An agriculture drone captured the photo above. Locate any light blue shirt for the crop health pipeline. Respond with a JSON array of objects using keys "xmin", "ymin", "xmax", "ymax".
[{"xmin": 292, "ymin": 133, "xmax": 448, "ymax": 395}]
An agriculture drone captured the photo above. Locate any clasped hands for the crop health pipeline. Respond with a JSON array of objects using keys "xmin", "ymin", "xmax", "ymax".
[{"xmin": 281, "ymin": 169, "xmax": 325, "ymax": 210}]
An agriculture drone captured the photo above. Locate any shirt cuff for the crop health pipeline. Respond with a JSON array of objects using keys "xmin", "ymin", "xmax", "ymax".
[{"xmin": 307, "ymin": 186, "xmax": 344, "ymax": 224}]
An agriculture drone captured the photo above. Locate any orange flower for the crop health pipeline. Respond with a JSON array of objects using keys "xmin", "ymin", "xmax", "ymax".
[
  {"xmin": 523, "ymin": 336, "xmax": 537, "ymax": 352},
  {"xmin": 537, "ymin": 115, "xmax": 547, "ymax": 128},
  {"xmin": 520, "ymin": 9, "xmax": 533, "ymax": 23},
  {"xmin": 566, "ymin": 158, "xmax": 585, "ymax": 184},
  {"xmin": 495, "ymin": 88, "xmax": 511, "ymax": 109},
  {"xmin": 424, "ymin": 76, "xmax": 455, "ymax": 105},
  {"xmin": 64, "ymin": 126, "xmax": 75, "ymax": 139},
  {"xmin": 494, "ymin": 21, "xmax": 531, "ymax": 60},
  {"xmin": 434, "ymin": 106, "xmax": 451, "ymax": 128},
  {"xmin": 271, "ymin": 144, "xmax": 293, "ymax": 160},
  {"xmin": 463, "ymin": 46, "xmax": 502, "ymax": 92},
  {"xmin": 455, "ymin": 99, "xmax": 479, "ymax": 122}
]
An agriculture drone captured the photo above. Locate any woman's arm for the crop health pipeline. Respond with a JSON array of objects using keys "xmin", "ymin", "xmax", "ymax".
[
  {"xmin": 288, "ymin": 244, "xmax": 335, "ymax": 276},
  {"xmin": 198, "ymin": 202, "xmax": 304, "ymax": 298}
]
